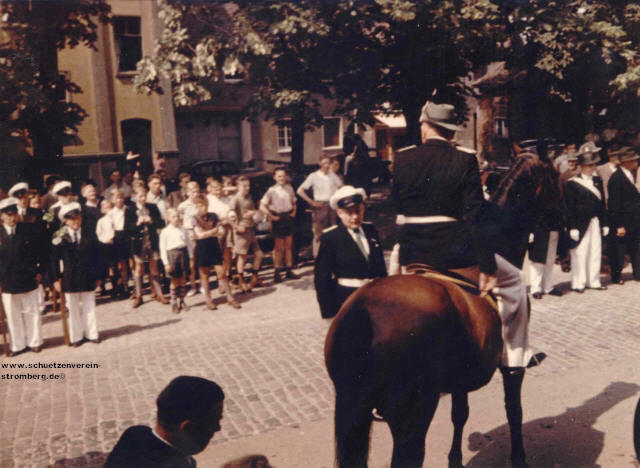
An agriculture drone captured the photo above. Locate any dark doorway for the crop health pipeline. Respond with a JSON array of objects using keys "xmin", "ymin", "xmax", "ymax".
[{"xmin": 121, "ymin": 118, "xmax": 152, "ymax": 175}]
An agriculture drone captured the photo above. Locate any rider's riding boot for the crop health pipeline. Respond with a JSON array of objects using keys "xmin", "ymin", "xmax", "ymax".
[{"xmin": 501, "ymin": 367, "xmax": 528, "ymax": 468}]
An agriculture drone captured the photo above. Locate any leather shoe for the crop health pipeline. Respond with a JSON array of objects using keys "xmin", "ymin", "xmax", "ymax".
[
  {"xmin": 588, "ymin": 285, "xmax": 607, "ymax": 290},
  {"xmin": 89, "ymin": 338, "xmax": 100, "ymax": 344},
  {"xmin": 547, "ymin": 288, "xmax": 563, "ymax": 296},
  {"xmin": 527, "ymin": 352, "xmax": 547, "ymax": 368},
  {"xmin": 7, "ymin": 348, "xmax": 27, "ymax": 357},
  {"xmin": 532, "ymin": 292, "xmax": 543, "ymax": 299},
  {"xmin": 571, "ymin": 288, "xmax": 585, "ymax": 294},
  {"xmin": 70, "ymin": 341, "xmax": 81, "ymax": 348},
  {"xmin": 227, "ymin": 300, "xmax": 241, "ymax": 309},
  {"xmin": 30, "ymin": 346, "xmax": 42, "ymax": 353},
  {"xmin": 612, "ymin": 278, "xmax": 624, "ymax": 285}
]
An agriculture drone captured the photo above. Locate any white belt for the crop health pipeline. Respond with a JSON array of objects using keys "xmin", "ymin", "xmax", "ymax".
[
  {"xmin": 337, "ymin": 278, "xmax": 373, "ymax": 288},
  {"xmin": 396, "ymin": 215, "xmax": 457, "ymax": 225}
]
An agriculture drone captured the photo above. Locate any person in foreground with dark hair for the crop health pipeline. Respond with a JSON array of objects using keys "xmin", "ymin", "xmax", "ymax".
[{"xmin": 104, "ymin": 375, "xmax": 224, "ymax": 467}]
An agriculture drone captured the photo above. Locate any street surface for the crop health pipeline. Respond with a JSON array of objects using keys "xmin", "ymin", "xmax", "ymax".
[{"xmin": 1, "ymin": 260, "xmax": 640, "ymax": 467}]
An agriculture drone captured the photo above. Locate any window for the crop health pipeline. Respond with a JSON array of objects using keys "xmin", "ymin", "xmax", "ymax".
[
  {"xmin": 113, "ymin": 16, "xmax": 142, "ymax": 73},
  {"xmin": 323, "ymin": 117, "xmax": 342, "ymax": 149},
  {"xmin": 494, "ymin": 118, "xmax": 509, "ymax": 138},
  {"xmin": 277, "ymin": 121, "xmax": 292, "ymax": 152}
]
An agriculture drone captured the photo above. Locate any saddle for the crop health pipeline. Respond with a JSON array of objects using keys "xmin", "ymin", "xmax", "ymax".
[{"xmin": 404, "ymin": 263, "xmax": 499, "ymax": 311}]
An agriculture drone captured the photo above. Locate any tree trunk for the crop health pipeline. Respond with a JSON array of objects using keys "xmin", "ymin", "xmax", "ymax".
[
  {"xmin": 290, "ymin": 106, "xmax": 305, "ymax": 171},
  {"xmin": 401, "ymin": 100, "xmax": 423, "ymax": 146}
]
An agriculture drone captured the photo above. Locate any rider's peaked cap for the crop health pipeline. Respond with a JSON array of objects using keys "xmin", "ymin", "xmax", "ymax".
[
  {"xmin": 330, "ymin": 185, "xmax": 367, "ymax": 210},
  {"xmin": 419, "ymin": 101, "xmax": 464, "ymax": 132}
]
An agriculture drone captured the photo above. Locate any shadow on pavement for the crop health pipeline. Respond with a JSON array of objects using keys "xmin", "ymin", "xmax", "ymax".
[
  {"xmin": 42, "ymin": 319, "xmax": 181, "ymax": 349},
  {"xmin": 50, "ymin": 450, "xmax": 107, "ymax": 467},
  {"xmin": 465, "ymin": 381, "xmax": 640, "ymax": 467}
]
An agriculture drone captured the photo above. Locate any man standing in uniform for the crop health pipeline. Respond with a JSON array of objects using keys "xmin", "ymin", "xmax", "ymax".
[
  {"xmin": 563, "ymin": 150, "xmax": 609, "ymax": 292},
  {"xmin": 0, "ymin": 198, "xmax": 45, "ymax": 356},
  {"xmin": 51, "ymin": 203, "xmax": 102, "ymax": 347},
  {"xmin": 392, "ymin": 102, "xmax": 544, "ymax": 447},
  {"xmin": 296, "ymin": 154, "xmax": 343, "ymax": 257},
  {"xmin": 314, "ymin": 186, "xmax": 387, "ymax": 319},
  {"xmin": 607, "ymin": 147, "xmax": 640, "ymax": 283}
]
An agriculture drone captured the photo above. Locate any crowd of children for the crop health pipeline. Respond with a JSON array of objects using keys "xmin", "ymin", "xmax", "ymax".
[{"xmin": 0, "ymin": 166, "xmax": 302, "ymax": 356}]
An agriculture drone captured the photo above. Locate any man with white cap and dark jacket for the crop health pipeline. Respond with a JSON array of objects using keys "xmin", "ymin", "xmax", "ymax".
[
  {"xmin": 51, "ymin": 202, "xmax": 102, "ymax": 347},
  {"xmin": 0, "ymin": 197, "xmax": 46, "ymax": 355},
  {"xmin": 313, "ymin": 185, "xmax": 387, "ymax": 319}
]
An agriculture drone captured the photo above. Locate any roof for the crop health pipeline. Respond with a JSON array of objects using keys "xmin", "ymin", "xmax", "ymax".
[{"xmin": 374, "ymin": 113, "xmax": 407, "ymax": 129}]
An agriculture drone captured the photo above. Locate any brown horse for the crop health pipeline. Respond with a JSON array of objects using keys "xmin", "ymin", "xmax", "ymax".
[{"xmin": 325, "ymin": 274, "xmax": 528, "ymax": 468}]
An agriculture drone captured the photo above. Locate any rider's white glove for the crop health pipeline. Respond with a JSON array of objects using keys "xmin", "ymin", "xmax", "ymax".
[
  {"xmin": 602, "ymin": 226, "xmax": 609, "ymax": 237},
  {"xmin": 569, "ymin": 229, "xmax": 580, "ymax": 242},
  {"xmin": 528, "ymin": 233, "xmax": 534, "ymax": 244}
]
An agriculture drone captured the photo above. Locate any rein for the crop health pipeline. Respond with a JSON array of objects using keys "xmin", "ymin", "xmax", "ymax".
[{"xmin": 404, "ymin": 263, "xmax": 499, "ymax": 311}]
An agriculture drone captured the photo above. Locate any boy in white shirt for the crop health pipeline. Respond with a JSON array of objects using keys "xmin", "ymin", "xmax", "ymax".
[
  {"xmin": 260, "ymin": 167, "xmax": 299, "ymax": 283},
  {"xmin": 177, "ymin": 181, "xmax": 201, "ymax": 296},
  {"xmin": 160, "ymin": 208, "xmax": 194, "ymax": 313}
]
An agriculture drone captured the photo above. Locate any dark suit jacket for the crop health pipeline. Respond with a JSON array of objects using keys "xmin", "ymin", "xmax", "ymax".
[
  {"xmin": 607, "ymin": 168, "xmax": 640, "ymax": 233},
  {"xmin": 125, "ymin": 202, "xmax": 163, "ymax": 255},
  {"xmin": 392, "ymin": 139, "xmax": 496, "ymax": 273},
  {"xmin": 51, "ymin": 225, "xmax": 101, "ymax": 292},
  {"xmin": 0, "ymin": 223, "xmax": 44, "ymax": 294},
  {"xmin": 563, "ymin": 174, "xmax": 607, "ymax": 246},
  {"xmin": 314, "ymin": 222, "xmax": 387, "ymax": 318},
  {"xmin": 104, "ymin": 425, "xmax": 195, "ymax": 468}
]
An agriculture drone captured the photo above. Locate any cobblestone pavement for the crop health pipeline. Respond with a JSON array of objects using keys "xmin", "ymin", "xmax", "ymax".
[{"xmin": 1, "ymin": 261, "xmax": 639, "ymax": 467}]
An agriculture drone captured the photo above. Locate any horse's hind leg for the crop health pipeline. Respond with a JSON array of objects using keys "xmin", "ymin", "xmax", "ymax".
[
  {"xmin": 335, "ymin": 388, "xmax": 373, "ymax": 468},
  {"xmin": 501, "ymin": 368, "xmax": 528, "ymax": 468},
  {"xmin": 386, "ymin": 387, "xmax": 439, "ymax": 468},
  {"xmin": 448, "ymin": 391, "xmax": 469, "ymax": 468}
]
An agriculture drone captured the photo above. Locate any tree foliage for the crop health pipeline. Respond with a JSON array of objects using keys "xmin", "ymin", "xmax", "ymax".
[
  {"xmin": 0, "ymin": 0, "xmax": 110, "ymax": 171},
  {"xmin": 137, "ymin": 0, "xmax": 640, "ymax": 157}
]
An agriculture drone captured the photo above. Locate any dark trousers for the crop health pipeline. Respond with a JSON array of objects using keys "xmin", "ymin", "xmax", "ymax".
[{"xmin": 610, "ymin": 230, "xmax": 640, "ymax": 281}]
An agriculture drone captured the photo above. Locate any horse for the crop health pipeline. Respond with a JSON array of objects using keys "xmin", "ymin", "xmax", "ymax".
[{"xmin": 325, "ymin": 151, "xmax": 553, "ymax": 468}]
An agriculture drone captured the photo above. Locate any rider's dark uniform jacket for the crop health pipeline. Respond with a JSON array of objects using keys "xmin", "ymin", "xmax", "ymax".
[
  {"xmin": 392, "ymin": 138, "xmax": 496, "ymax": 274},
  {"xmin": 314, "ymin": 222, "xmax": 387, "ymax": 319}
]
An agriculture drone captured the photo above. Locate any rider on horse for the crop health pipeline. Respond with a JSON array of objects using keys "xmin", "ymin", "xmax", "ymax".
[{"xmin": 392, "ymin": 100, "xmax": 545, "ymax": 373}]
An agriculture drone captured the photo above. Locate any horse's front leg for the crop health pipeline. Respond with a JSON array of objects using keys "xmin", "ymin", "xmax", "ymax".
[
  {"xmin": 448, "ymin": 391, "xmax": 469, "ymax": 468},
  {"xmin": 501, "ymin": 368, "xmax": 529, "ymax": 468}
]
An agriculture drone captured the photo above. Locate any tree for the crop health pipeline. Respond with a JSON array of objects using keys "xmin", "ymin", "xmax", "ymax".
[
  {"xmin": 136, "ymin": 0, "xmax": 502, "ymax": 165},
  {"xmin": 496, "ymin": 0, "xmax": 640, "ymax": 141},
  {"xmin": 0, "ymin": 0, "xmax": 110, "ymax": 180}
]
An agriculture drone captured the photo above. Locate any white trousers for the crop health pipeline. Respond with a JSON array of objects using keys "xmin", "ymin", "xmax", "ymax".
[
  {"xmin": 493, "ymin": 254, "xmax": 534, "ymax": 368},
  {"xmin": 2, "ymin": 288, "xmax": 42, "ymax": 352},
  {"xmin": 570, "ymin": 218, "xmax": 602, "ymax": 289},
  {"xmin": 65, "ymin": 291, "xmax": 98, "ymax": 343},
  {"xmin": 529, "ymin": 231, "xmax": 559, "ymax": 294}
]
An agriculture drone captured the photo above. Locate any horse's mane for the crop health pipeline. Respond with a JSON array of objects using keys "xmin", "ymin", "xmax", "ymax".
[{"xmin": 490, "ymin": 152, "xmax": 542, "ymax": 208}]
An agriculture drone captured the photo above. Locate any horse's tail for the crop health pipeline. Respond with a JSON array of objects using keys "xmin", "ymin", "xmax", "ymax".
[{"xmin": 325, "ymin": 293, "xmax": 375, "ymax": 468}]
